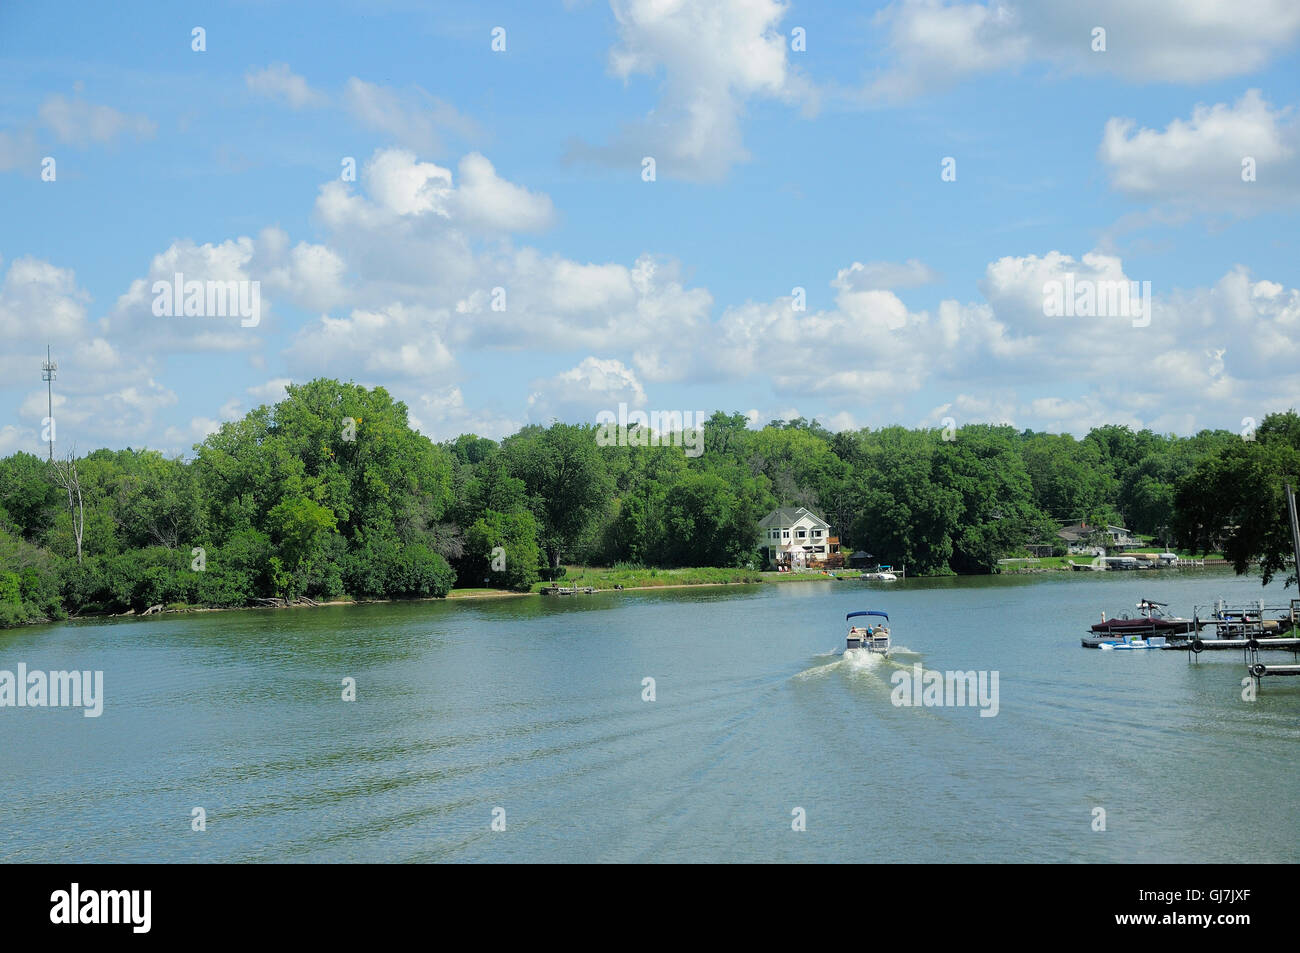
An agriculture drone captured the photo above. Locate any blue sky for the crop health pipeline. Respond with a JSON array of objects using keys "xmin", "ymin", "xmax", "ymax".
[{"xmin": 2, "ymin": 0, "xmax": 1298, "ymax": 456}]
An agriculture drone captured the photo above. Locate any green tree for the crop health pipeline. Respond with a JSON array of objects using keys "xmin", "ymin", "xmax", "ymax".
[
  {"xmin": 464, "ymin": 509, "xmax": 542, "ymax": 591},
  {"xmin": 502, "ymin": 423, "xmax": 613, "ymax": 569},
  {"xmin": 1174, "ymin": 411, "xmax": 1300, "ymax": 587}
]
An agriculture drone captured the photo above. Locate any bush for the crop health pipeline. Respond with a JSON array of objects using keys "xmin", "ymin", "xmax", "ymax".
[
  {"xmin": 462, "ymin": 510, "xmax": 542, "ymax": 592},
  {"xmin": 0, "ymin": 527, "xmax": 64, "ymax": 625},
  {"xmin": 343, "ymin": 532, "xmax": 455, "ymax": 599}
]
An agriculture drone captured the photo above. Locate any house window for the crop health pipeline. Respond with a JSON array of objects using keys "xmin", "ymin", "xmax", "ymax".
[
  {"xmin": 814, "ymin": 546, "xmax": 824, "ymax": 553},
  {"xmin": 812, "ymin": 529, "xmax": 822, "ymax": 538},
  {"xmin": 796, "ymin": 530, "xmax": 806, "ymax": 538},
  {"xmin": 783, "ymin": 531, "xmax": 790, "ymax": 539}
]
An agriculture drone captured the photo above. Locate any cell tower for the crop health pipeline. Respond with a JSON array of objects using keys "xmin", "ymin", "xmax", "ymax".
[{"xmin": 41, "ymin": 344, "xmax": 57, "ymax": 461}]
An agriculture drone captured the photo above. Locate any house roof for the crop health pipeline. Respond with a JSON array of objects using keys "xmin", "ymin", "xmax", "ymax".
[
  {"xmin": 759, "ymin": 506, "xmax": 830, "ymax": 529},
  {"xmin": 1057, "ymin": 522, "xmax": 1133, "ymax": 541}
]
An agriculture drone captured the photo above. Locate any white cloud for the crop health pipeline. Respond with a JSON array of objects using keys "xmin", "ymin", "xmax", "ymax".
[
  {"xmin": 288, "ymin": 302, "xmax": 455, "ymax": 382},
  {"xmin": 255, "ymin": 227, "xmax": 348, "ymax": 312},
  {"xmin": 342, "ymin": 78, "xmax": 481, "ymax": 155},
  {"xmin": 298, "ymin": 150, "xmax": 711, "ymax": 383},
  {"xmin": 409, "ymin": 386, "xmax": 523, "ymax": 442},
  {"xmin": 103, "ymin": 237, "xmax": 268, "ymax": 352},
  {"xmin": 245, "ymin": 63, "xmax": 328, "ymax": 108},
  {"xmin": 362, "ymin": 149, "xmax": 453, "ymax": 217},
  {"xmin": 0, "ymin": 255, "xmax": 91, "ymax": 340},
  {"xmin": 245, "ymin": 378, "xmax": 293, "ymax": 405},
  {"xmin": 866, "ymin": 1, "xmax": 1029, "ymax": 103},
  {"xmin": 37, "ymin": 94, "xmax": 155, "ymax": 147},
  {"xmin": 451, "ymin": 153, "xmax": 554, "ymax": 232},
  {"xmin": 866, "ymin": 0, "xmax": 1300, "ymax": 100},
  {"xmin": 833, "ymin": 259, "xmax": 941, "ymax": 291},
  {"xmin": 527, "ymin": 357, "xmax": 648, "ymax": 422},
  {"xmin": 706, "ymin": 248, "xmax": 1300, "ymax": 436},
  {"xmin": 713, "ymin": 273, "xmax": 933, "ymax": 398},
  {"xmin": 1100, "ymin": 90, "xmax": 1300, "ymax": 212},
  {"xmin": 0, "ymin": 424, "xmax": 30, "ymax": 456},
  {"xmin": 573, "ymin": 0, "xmax": 814, "ymax": 180}
]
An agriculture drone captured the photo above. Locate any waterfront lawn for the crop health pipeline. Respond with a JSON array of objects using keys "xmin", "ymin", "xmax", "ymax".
[{"xmin": 529, "ymin": 566, "xmax": 868, "ymax": 591}]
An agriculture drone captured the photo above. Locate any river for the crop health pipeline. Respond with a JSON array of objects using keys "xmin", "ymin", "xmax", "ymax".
[{"xmin": 2, "ymin": 569, "xmax": 1297, "ymax": 862}]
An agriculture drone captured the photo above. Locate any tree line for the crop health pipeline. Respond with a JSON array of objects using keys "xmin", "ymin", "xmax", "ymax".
[{"xmin": 1, "ymin": 378, "xmax": 1296, "ymax": 626}]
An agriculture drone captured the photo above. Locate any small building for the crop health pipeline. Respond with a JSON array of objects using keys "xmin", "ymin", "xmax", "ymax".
[
  {"xmin": 759, "ymin": 506, "xmax": 842, "ymax": 569},
  {"xmin": 1057, "ymin": 521, "xmax": 1141, "ymax": 554}
]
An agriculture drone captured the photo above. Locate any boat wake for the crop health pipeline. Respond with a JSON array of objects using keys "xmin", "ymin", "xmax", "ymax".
[{"xmin": 794, "ymin": 646, "xmax": 922, "ymax": 681}]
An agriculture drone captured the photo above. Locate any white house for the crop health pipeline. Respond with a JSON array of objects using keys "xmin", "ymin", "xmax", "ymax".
[
  {"xmin": 1057, "ymin": 521, "xmax": 1141, "ymax": 555},
  {"xmin": 758, "ymin": 506, "xmax": 839, "ymax": 568}
]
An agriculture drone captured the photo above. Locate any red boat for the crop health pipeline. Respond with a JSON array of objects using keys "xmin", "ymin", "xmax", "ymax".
[{"xmin": 1090, "ymin": 600, "xmax": 1202, "ymax": 636}]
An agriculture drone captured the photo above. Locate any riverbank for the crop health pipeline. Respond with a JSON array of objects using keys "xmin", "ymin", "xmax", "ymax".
[
  {"xmin": 6, "ymin": 559, "xmax": 1240, "ymax": 628},
  {"xmin": 998, "ymin": 553, "xmax": 1231, "ymax": 573},
  {"xmin": 530, "ymin": 565, "xmax": 864, "ymax": 592},
  {"xmin": 15, "ymin": 567, "xmax": 857, "ymax": 624}
]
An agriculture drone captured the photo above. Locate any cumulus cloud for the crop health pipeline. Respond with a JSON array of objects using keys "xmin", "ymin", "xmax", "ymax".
[
  {"xmin": 833, "ymin": 259, "xmax": 942, "ymax": 291},
  {"xmin": 0, "ymin": 259, "xmax": 172, "ymax": 452},
  {"xmin": 0, "ymin": 255, "xmax": 91, "ymax": 341},
  {"xmin": 527, "ymin": 357, "xmax": 648, "ymax": 422},
  {"xmin": 1100, "ymin": 89, "xmax": 1300, "ymax": 212},
  {"xmin": 101, "ymin": 227, "xmax": 347, "ymax": 354},
  {"xmin": 713, "ymin": 276, "xmax": 932, "ymax": 399},
  {"xmin": 288, "ymin": 303, "xmax": 455, "ymax": 380},
  {"xmin": 408, "ymin": 386, "xmax": 523, "ymax": 442},
  {"xmin": 451, "ymin": 153, "xmax": 554, "ymax": 232},
  {"xmin": 104, "ymin": 237, "xmax": 268, "ymax": 352},
  {"xmin": 866, "ymin": 0, "xmax": 1030, "ymax": 103},
  {"xmin": 708, "ymin": 248, "xmax": 1300, "ymax": 436},
  {"xmin": 571, "ymin": 0, "xmax": 814, "ymax": 180},
  {"xmin": 298, "ymin": 149, "xmax": 711, "ymax": 384}
]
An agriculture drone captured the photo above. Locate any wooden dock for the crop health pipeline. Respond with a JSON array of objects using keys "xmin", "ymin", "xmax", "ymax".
[{"xmin": 540, "ymin": 585, "xmax": 597, "ymax": 596}]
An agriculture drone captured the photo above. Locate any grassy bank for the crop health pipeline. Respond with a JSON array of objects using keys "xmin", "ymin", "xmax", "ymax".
[
  {"xmin": 532, "ymin": 566, "xmax": 767, "ymax": 591},
  {"xmin": 522, "ymin": 566, "xmax": 869, "ymax": 592},
  {"xmin": 998, "ymin": 552, "xmax": 1228, "ymax": 572}
]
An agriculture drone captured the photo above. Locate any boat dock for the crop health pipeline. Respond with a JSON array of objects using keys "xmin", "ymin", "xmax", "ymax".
[{"xmin": 540, "ymin": 585, "xmax": 598, "ymax": 596}]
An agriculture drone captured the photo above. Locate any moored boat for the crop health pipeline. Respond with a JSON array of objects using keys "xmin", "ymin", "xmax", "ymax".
[
  {"xmin": 1098, "ymin": 635, "xmax": 1168, "ymax": 651},
  {"xmin": 846, "ymin": 610, "xmax": 891, "ymax": 654},
  {"xmin": 1090, "ymin": 599, "xmax": 1201, "ymax": 636}
]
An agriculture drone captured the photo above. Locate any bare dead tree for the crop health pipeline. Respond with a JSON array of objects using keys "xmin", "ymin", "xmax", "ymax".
[{"xmin": 50, "ymin": 450, "xmax": 85, "ymax": 564}]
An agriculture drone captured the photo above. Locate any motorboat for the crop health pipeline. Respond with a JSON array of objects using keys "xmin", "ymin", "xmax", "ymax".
[
  {"xmin": 846, "ymin": 610, "xmax": 891, "ymax": 654},
  {"xmin": 1090, "ymin": 599, "xmax": 1200, "ymax": 636},
  {"xmin": 861, "ymin": 564, "xmax": 899, "ymax": 581}
]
